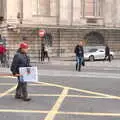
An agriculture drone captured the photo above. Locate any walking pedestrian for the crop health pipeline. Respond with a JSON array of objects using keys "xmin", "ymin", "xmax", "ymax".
[
  {"xmin": 44, "ymin": 45, "xmax": 50, "ymax": 62},
  {"xmin": 11, "ymin": 42, "xmax": 31, "ymax": 101},
  {"xmin": 41, "ymin": 43, "xmax": 45, "ymax": 63},
  {"xmin": 104, "ymin": 44, "xmax": 111, "ymax": 62},
  {"xmin": 74, "ymin": 41, "xmax": 84, "ymax": 72}
]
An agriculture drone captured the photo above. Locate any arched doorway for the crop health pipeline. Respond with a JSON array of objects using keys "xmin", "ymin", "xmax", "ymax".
[{"xmin": 84, "ymin": 32, "xmax": 104, "ymax": 46}]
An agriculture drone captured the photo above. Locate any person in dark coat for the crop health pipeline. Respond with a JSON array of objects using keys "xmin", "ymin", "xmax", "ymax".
[
  {"xmin": 104, "ymin": 44, "xmax": 111, "ymax": 62},
  {"xmin": 11, "ymin": 43, "xmax": 31, "ymax": 101},
  {"xmin": 74, "ymin": 41, "xmax": 84, "ymax": 71},
  {"xmin": 41, "ymin": 43, "xmax": 45, "ymax": 62}
]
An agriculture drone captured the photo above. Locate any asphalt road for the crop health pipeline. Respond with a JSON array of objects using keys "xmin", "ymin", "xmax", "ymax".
[{"xmin": 0, "ymin": 61, "xmax": 120, "ymax": 120}]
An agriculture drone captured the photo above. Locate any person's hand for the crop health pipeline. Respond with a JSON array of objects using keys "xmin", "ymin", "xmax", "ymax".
[{"xmin": 13, "ymin": 74, "xmax": 21, "ymax": 77}]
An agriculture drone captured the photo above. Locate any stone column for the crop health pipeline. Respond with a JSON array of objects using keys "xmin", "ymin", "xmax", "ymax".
[
  {"xmin": 6, "ymin": 0, "xmax": 18, "ymax": 22},
  {"xmin": 104, "ymin": 0, "xmax": 113, "ymax": 27},
  {"xmin": 0, "ymin": 0, "xmax": 2, "ymax": 16},
  {"xmin": 115, "ymin": 0, "xmax": 120, "ymax": 27},
  {"xmin": 59, "ymin": 0, "xmax": 72, "ymax": 25},
  {"xmin": 50, "ymin": 0, "xmax": 57, "ymax": 16},
  {"xmin": 38, "ymin": 0, "xmax": 50, "ymax": 16},
  {"xmin": 73, "ymin": 0, "xmax": 81, "ymax": 25},
  {"xmin": 23, "ymin": 0, "xmax": 32, "ymax": 19}
]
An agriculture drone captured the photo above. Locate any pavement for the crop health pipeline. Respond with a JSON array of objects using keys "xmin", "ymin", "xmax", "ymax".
[{"xmin": 0, "ymin": 60, "xmax": 120, "ymax": 120}]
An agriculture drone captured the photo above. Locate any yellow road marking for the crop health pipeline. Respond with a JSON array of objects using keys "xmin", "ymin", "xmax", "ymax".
[
  {"xmin": 44, "ymin": 87, "xmax": 69, "ymax": 120},
  {"xmin": 1, "ymin": 75, "xmax": 120, "ymax": 100},
  {"xmin": 0, "ymin": 109, "xmax": 120, "ymax": 117},
  {"xmin": 58, "ymin": 111, "xmax": 120, "ymax": 117},
  {"xmin": 38, "ymin": 82, "xmax": 120, "ymax": 99},
  {"xmin": 0, "ymin": 83, "xmax": 47, "ymax": 86},
  {"xmin": 0, "ymin": 83, "xmax": 15, "ymax": 86},
  {"xmin": 0, "ymin": 85, "xmax": 16, "ymax": 98},
  {"xmin": 0, "ymin": 76, "xmax": 16, "ymax": 79},
  {"xmin": 0, "ymin": 109, "xmax": 48, "ymax": 114},
  {"xmin": 5, "ymin": 93, "xmax": 120, "ymax": 100}
]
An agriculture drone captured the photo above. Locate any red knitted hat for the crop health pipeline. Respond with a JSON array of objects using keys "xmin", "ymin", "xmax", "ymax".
[{"xmin": 20, "ymin": 43, "xmax": 29, "ymax": 49}]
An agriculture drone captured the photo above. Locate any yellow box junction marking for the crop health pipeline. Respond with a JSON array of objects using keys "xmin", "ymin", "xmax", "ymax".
[
  {"xmin": 0, "ymin": 77, "xmax": 120, "ymax": 118},
  {"xmin": 4, "ymin": 93, "xmax": 120, "ymax": 100},
  {"xmin": 0, "ymin": 109, "xmax": 48, "ymax": 114},
  {"xmin": 0, "ymin": 85, "xmax": 16, "ymax": 98},
  {"xmin": 0, "ymin": 83, "xmax": 47, "ymax": 86},
  {"xmin": 58, "ymin": 111, "xmax": 120, "ymax": 117},
  {"xmin": 44, "ymin": 87, "xmax": 69, "ymax": 120},
  {"xmin": 38, "ymin": 81, "xmax": 120, "ymax": 100},
  {"xmin": 0, "ymin": 109, "xmax": 120, "ymax": 117}
]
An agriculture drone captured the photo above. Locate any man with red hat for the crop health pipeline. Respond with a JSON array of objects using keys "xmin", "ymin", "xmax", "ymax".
[{"xmin": 11, "ymin": 42, "xmax": 31, "ymax": 101}]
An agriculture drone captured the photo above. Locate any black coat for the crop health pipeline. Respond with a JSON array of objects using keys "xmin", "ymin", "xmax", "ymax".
[
  {"xmin": 74, "ymin": 45, "xmax": 84, "ymax": 57},
  {"xmin": 105, "ymin": 46, "xmax": 110, "ymax": 56},
  {"xmin": 11, "ymin": 52, "xmax": 31, "ymax": 75}
]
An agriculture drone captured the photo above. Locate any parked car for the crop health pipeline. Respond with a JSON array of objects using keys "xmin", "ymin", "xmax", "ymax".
[{"xmin": 84, "ymin": 48, "xmax": 115, "ymax": 61}]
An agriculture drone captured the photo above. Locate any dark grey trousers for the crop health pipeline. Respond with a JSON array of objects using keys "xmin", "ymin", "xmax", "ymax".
[{"xmin": 16, "ymin": 79, "xmax": 28, "ymax": 98}]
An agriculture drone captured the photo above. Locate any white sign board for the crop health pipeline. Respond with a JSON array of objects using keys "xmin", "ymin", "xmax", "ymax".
[{"xmin": 19, "ymin": 67, "xmax": 38, "ymax": 83}]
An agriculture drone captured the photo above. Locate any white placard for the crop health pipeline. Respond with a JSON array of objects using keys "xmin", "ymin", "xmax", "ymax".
[{"xmin": 19, "ymin": 67, "xmax": 38, "ymax": 83}]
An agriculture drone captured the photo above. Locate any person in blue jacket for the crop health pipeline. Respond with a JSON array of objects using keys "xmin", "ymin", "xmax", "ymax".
[{"xmin": 11, "ymin": 42, "xmax": 31, "ymax": 101}]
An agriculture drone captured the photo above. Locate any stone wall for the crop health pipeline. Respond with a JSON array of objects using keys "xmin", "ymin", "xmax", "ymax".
[{"xmin": 2, "ymin": 28, "xmax": 119, "ymax": 59}]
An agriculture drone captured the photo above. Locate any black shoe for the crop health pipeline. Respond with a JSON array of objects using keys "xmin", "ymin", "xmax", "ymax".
[
  {"xmin": 15, "ymin": 95, "xmax": 21, "ymax": 99},
  {"xmin": 23, "ymin": 98, "xmax": 31, "ymax": 102},
  {"xmin": 76, "ymin": 64, "xmax": 78, "ymax": 71}
]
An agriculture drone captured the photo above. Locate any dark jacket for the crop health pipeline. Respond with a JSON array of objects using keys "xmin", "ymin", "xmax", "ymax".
[
  {"xmin": 74, "ymin": 45, "xmax": 84, "ymax": 57},
  {"xmin": 11, "ymin": 51, "xmax": 31, "ymax": 75},
  {"xmin": 105, "ymin": 46, "xmax": 110, "ymax": 56}
]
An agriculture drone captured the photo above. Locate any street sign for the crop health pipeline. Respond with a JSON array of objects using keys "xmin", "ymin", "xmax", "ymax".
[{"xmin": 39, "ymin": 29, "xmax": 46, "ymax": 38}]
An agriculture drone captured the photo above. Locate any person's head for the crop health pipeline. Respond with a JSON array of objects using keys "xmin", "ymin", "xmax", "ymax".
[
  {"xmin": 19, "ymin": 43, "xmax": 29, "ymax": 53},
  {"xmin": 105, "ymin": 44, "xmax": 108, "ymax": 47},
  {"xmin": 79, "ymin": 41, "xmax": 83, "ymax": 46}
]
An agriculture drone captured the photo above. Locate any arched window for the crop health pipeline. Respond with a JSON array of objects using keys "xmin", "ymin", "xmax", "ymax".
[
  {"xmin": 32, "ymin": 0, "xmax": 50, "ymax": 16},
  {"xmin": 84, "ymin": 32, "xmax": 104, "ymax": 45}
]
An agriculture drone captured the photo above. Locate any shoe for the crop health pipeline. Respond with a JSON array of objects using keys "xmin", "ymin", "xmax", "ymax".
[
  {"xmin": 76, "ymin": 64, "xmax": 78, "ymax": 71},
  {"xmin": 15, "ymin": 95, "xmax": 21, "ymax": 99},
  {"xmin": 23, "ymin": 98, "xmax": 31, "ymax": 102}
]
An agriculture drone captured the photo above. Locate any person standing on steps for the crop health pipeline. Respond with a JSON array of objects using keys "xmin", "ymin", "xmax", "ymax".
[
  {"xmin": 74, "ymin": 41, "xmax": 84, "ymax": 72},
  {"xmin": 11, "ymin": 42, "xmax": 31, "ymax": 102}
]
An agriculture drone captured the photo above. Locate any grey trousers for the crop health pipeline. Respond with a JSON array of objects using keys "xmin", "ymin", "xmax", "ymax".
[{"xmin": 16, "ymin": 79, "xmax": 28, "ymax": 98}]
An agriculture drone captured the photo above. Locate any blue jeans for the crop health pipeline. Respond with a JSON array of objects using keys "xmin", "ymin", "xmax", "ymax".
[{"xmin": 76, "ymin": 56, "xmax": 83, "ymax": 65}]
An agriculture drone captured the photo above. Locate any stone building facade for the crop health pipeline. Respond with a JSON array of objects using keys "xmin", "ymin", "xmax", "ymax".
[{"xmin": 0, "ymin": 0, "xmax": 120, "ymax": 58}]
